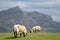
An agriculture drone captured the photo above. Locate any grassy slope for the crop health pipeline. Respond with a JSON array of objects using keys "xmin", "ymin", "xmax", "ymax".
[{"xmin": 0, "ymin": 32, "xmax": 60, "ymax": 40}]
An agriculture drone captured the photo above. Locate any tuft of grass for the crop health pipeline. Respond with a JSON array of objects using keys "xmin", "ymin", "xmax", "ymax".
[{"xmin": 0, "ymin": 32, "xmax": 60, "ymax": 40}]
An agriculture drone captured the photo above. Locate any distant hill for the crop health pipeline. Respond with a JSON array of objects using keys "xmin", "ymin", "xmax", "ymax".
[{"xmin": 0, "ymin": 6, "xmax": 60, "ymax": 32}]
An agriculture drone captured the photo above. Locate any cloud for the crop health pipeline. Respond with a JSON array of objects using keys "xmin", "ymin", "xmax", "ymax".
[
  {"xmin": 52, "ymin": 16, "xmax": 60, "ymax": 22},
  {"xmin": 0, "ymin": 0, "xmax": 55, "ymax": 2},
  {"xmin": 15, "ymin": 0, "xmax": 59, "ymax": 10},
  {"xmin": 0, "ymin": 0, "xmax": 60, "ymax": 22},
  {"xmin": 0, "ymin": 0, "xmax": 59, "ymax": 10},
  {"xmin": 0, "ymin": 1, "xmax": 17, "ymax": 11},
  {"xmin": 16, "ymin": 2, "xmax": 29, "ymax": 9},
  {"xmin": 15, "ymin": 0, "xmax": 60, "ymax": 22}
]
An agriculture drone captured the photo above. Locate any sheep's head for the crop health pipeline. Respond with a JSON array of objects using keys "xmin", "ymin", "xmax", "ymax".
[{"xmin": 30, "ymin": 29, "xmax": 33, "ymax": 33}]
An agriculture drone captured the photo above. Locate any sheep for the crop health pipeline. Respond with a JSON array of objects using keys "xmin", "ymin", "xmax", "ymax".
[
  {"xmin": 13, "ymin": 24, "xmax": 27, "ymax": 38},
  {"xmin": 30, "ymin": 26, "xmax": 41, "ymax": 33}
]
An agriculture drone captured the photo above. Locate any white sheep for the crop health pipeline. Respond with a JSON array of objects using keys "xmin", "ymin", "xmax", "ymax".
[
  {"xmin": 13, "ymin": 24, "xmax": 27, "ymax": 38},
  {"xmin": 30, "ymin": 26, "xmax": 41, "ymax": 33}
]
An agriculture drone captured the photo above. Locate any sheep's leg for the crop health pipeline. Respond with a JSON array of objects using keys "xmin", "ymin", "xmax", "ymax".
[
  {"xmin": 20, "ymin": 33, "xmax": 22, "ymax": 37},
  {"xmin": 23, "ymin": 32, "xmax": 25, "ymax": 37},
  {"xmin": 15, "ymin": 32, "xmax": 17, "ymax": 38},
  {"xmin": 14, "ymin": 32, "xmax": 16, "ymax": 37},
  {"xmin": 14, "ymin": 32, "xmax": 17, "ymax": 38}
]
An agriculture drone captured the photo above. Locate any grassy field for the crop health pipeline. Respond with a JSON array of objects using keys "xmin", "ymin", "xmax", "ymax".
[{"xmin": 0, "ymin": 32, "xmax": 60, "ymax": 40}]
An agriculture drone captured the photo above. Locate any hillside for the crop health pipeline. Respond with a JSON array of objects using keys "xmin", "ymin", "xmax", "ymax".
[{"xmin": 0, "ymin": 6, "xmax": 60, "ymax": 32}]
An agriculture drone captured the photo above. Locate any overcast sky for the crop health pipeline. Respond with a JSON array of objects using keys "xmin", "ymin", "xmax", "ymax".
[{"xmin": 0, "ymin": 0, "xmax": 60, "ymax": 23}]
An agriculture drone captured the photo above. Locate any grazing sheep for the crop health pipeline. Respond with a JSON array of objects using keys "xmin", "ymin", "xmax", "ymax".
[
  {"xmin": 30, "ymin": 26, "xmax": 41, "ymax": 33},
  {"xmin": 13, "ymin": 24, "xmax": 27, "ymax": 38}
]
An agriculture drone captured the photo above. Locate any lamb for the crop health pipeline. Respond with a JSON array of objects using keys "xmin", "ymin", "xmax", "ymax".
[
  {"xmin": 13, "ymin": 24, "xmax": 27, "ymax": 38},
  {"xmin": 30, "ymin": 26, "xmax": 41, "ymax": 33}
]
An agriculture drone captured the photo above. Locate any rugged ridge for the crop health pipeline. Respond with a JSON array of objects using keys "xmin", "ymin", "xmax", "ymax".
[{"xmin": 0, "ymin": 6, "xmax": 60, "ymax": 32}]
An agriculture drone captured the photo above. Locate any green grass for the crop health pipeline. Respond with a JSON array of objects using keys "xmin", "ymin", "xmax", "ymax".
[{"xmin": 0, "ymin": 32, "xmax": 60, "ymax": 40}]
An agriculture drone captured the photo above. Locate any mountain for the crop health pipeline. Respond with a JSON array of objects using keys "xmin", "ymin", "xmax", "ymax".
[{"xmin": 0, "ymin": 6, "xmax": 60, "ymax": 32}]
